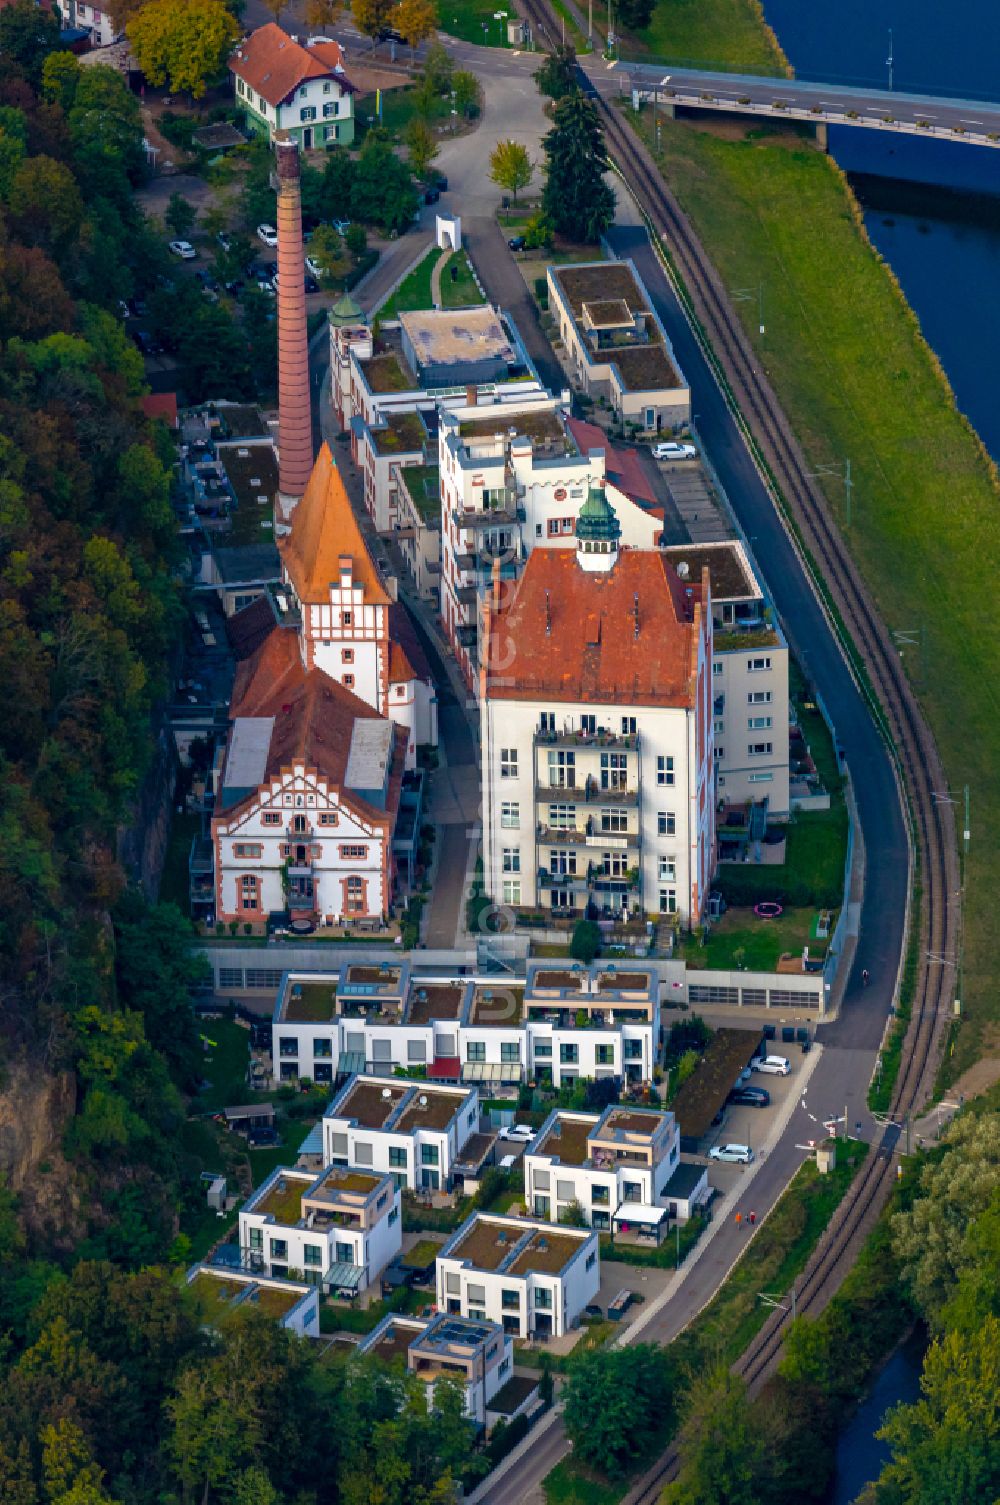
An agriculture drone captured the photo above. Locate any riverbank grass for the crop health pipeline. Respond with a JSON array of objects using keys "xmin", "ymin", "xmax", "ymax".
[
  {"xmin": 630, "ymin": 111, "xmax": 1000, "ymax": 1082},
  {"xmin": 619, "ymin": 0, "xmax": 788, "ymax": 74}
]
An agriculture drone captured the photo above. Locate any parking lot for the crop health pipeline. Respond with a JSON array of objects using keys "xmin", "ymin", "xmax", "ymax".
[
  {"xmin": 656, "ymin": 457, "xmax": 732, "ymax": 543},
  {"xmin": 695, "ymin": 1050, "xmax": 806, "ymax": 1197}
]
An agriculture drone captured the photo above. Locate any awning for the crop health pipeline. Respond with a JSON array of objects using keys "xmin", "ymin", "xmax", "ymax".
[
  {"xmin": 297, "ymin": 1123, "xmax": 324, "ymax": 1156},
  {"xmin": 612, "ymin": 1202, "xmax": 669, "ymax": 1227},
  {"xmin": 429, "ymin": 1056, "xmax": 461, "ymax": 1080},
  {"xmin": 461, "ymin": 1062, "xmax": 522, "ymax": 1083},
  {"xmin": 337, "ymin": 1051, "xmax": 366, "ymax": 1078},
  {"xmin": 323, "ymin": 1261, "xmax": 366, "ymax": 1293}
]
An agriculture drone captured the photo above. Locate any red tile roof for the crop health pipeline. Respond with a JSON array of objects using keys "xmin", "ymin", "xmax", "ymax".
[
  {"xmin": 229, "ymin": 23, "xmax": 352, "ymax": 109},
  {"xmin": 280, "ymin": 443, "xmax": 391, "ymax": 608},
  {"xmin": 482, "ymin": 546, "xmax": 705, "ymax": 707},
  {"xmin": 566, "ymin": 417, "xmax": 659, "ymax": 512}
]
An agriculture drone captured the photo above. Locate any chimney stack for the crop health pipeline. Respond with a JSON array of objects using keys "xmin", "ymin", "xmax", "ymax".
[{"xmin": 274, "ymin": 131, "xmax": 314, "ymax": 518}]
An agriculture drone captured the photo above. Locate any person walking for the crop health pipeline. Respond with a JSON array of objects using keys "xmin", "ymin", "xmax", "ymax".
[
  {"xmin": 862, "ymin": 968, "xmax": 870, "ymax": 986},
  {"xmin": 749, "ymin": 1210, "xmax": 756, "ymax": 1226},
  {"xmin": 735, "ymin": 1211, "xmax": 742, "ymax": 1228}
]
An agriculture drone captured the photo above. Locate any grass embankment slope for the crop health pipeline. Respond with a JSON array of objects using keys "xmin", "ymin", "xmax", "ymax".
[
  {"xmin": 618, "ymin": 0, "xmax": 788, "ymax": 75},
  {"xmin": 631, "ymin": 105, "xmax": 1000, "ymax": 1083}
]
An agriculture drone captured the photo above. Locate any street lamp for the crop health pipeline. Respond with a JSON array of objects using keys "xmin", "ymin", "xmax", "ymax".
[{"xmin": 886, "ymin": 28, "xmax": 894, "ymax": 92}]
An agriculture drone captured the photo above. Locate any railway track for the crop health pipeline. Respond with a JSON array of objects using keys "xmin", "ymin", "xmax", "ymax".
[{"xmin": 517, "ymin": 8, "xmax": 960, "ymax": 1498}]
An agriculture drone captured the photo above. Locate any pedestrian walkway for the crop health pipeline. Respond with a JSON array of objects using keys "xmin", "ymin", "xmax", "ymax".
[{"xmin": 429, "ymin": 248, "xmax": 451, "ymax": 307}]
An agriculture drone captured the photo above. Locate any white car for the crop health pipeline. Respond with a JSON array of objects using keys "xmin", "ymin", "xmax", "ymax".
[
  {"xmin": 305, "ymin": 254, "xmax": 322, "ymax": 280},
  {"xmin": 710, "ymin": 1143, "xmax": 754, "ymax": 1164},
  {"xmin": 498, "ymin": 1124, "xmax": 535, "ymax": 1142},
  {"xmin": 168, "ymin": 239, "xmax": 197, "ymax": 259},
  {"xmin": 257, "ymin": 223, "xmax": 278, "ymax": 247},
  {"xmin": 752, "ymin": 1054, "xmax": 791, "ymax": 1076},
  {"xmin": 652, "ymin": 441, "xmax": 697, "ymax": 461}
]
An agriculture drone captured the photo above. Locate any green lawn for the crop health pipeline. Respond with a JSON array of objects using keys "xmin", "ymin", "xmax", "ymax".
[
  {"xmin": 678, "ymin": 905, "xmax": 820, "ymax": 971},
  {"xmin": 194, "ymin": 1018, "xmax": 261, "ymax": 1112},
  {"xmin": 382, "ymin": 247, "xmax": 486, "ymax": 318},
  {"xmin": 616, "ymin": 0, "xmax": 788, "ymax": 74},
  {"xmin": 356, "ymin": 87, "xmax": 451, "ymax": 140},
  {"xmin": 438, "ymin": 0, "xmax": 513, "ymax": 47},
  {"xmin": 633, "ymin": 109, "xmax": 1000, "ymax": 1080},
  {"xmin": 440, "ymin": 249, "xmax": 484, "ymax": 308}
]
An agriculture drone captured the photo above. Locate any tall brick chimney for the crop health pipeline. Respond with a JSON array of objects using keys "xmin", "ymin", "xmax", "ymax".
[{"xmin": 274, "ymin": 131, "xmax": 314, "ymax": 517}]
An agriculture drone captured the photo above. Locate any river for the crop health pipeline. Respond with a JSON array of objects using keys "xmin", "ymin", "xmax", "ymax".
[
  {"xmin": 761, "ymin": 0, "xmax": 1000, "ymax": 458},
  {"xmin": 828, "ymin": 1335, "xmax": 924, "ymax": 1503}
]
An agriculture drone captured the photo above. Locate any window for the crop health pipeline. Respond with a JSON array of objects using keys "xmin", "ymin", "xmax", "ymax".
[
  {"xmin": 248, "ymin": 1226, "xmax": 262, "ymax": 1250},
  {"xmin": 466, "ymin": 1041, "xmax": 486, "ymax": 1062},
  {"xmin": 299, "ymin": 85, "xmax": 308, "ymax": 97},
  {"xmin": 335, "ymin": 1242, "xmax": 354, "ymax": 1264},
  {"xmin": 601, "ymin": 851, "xmax": 627, "ymax": 878},
  {"xmin": 622, "ymin": 1181, "xmax": 642, "ymax": 1202},
  {"xmin": 342, "ymin": 611, "xmax": 352, "ymax": 626},
  {"xmin": 501, "ymin": 1041, "xmax": 521, "ymax": 1062},
  {"xmin": 714, "ymin": 718, "xmax": 725, "ymax": 735},
  {"xmin": 658, "ymin": 812, "xmax": 676, "ymax": 836},
  {"xmin": 240, "ymin": 874, "xmax": 258, "ymax": 911},
  {"xmin": 500, "ymin": 748, "xmax": 518, "ymax": 778},
  {"xmin": 300, "ymin": 106, "xmax": 317, "ymax": 121},
  {"xmin": 233, "ymin": 593, "xmax": 256, "ymax": 611},
  {"xmin": 715, "ymin": 747, "xmax": 725, "ymax": 761},
  {"xmin": 621, "ymin": 716, "xmax": 637, "ymax": 735},
  {"xmin": 547, "ymin": 517, "xmax": 561, "ymax": 537},
  {"xmin": 658, "ymin": 856, "xmax": 676, "ymax": 881},
  {"xmin": 656, "ymin": 755, "xmax": 675, "ymax": 786},
  {"xmin": 546, "ymin": 804, "xmax": 575, "ymax": 830},
  {"xmin": 549, "ymin": 849, "xmax": 576, "ymax": 876},
  {"xmin": 601, "ymin": 752, "xmax": 628, "ymax": 790},
  {"xmin": 748, "ymin": 741, "xmax": 773, "ymax": 756},
  {"xmin": 748, "ymin": 690, "xmax": 773, "ymax": 704},
  {"xmin": 501, "ymin": 1288, "xmax": 520, "ymax": 1309},
  {"xmin": 262, "ymin": 812, "xmax": 281, "ymax": 826},
  {"xmin": 623, "ymin": 1039, "xmax": 643, "ymax": 1060},
  {"xmin": 595, "ymin": 1044, "xmax": 614, "ymax": 1065},
  {"xmin": 313, "ymin": 1039, "xmax": 333, "ymax": 1058},
  {"xmin": 219, "ymin": 967, "xmax": 243, "ymax": 989},
  {"xmin": 270, "ymin": 1238, "xmax": 288, "ymax": 1260},
  {"xmin": 747, "ymin": 656, "xmax": 772, "ymax": 672},
  {"xmin": 581, "ymin": 714, "xmax": 596, "ymax": 734},
  {"xmin": 342, "ymin": 648, "xmax": 354, "ymax": 663},
  {"xmin": 278, "ymin": 1037, "xmax": 297, "ymax": 1057},
  {"xmin": 292, "ymin": 814, "xmax": 308, "ymax": 833},
  {"xmin": 713, "ymin": 661, "xmax": 723, "ymax": 676},
  {"xmin": 749, "ymin": 772, "xmax": 774, "ymax": 783},
  {"xmin": 344, "ymin": 673, "xmax": 355, "ymax": 688},
  {"xmin": 421, "ymin": 1144, "xmax": 439, "ymax": 1166},
  {"xmin": 548, "ymin": 749, "xmax": 575, "ymax": 787},
  {"xmin": 748, "ymin": 715, "xmax": 773, "ymax": 729},
  {"xmin": 533, "ymin": 1288, "xmax": 552, "ymax": 1309},
  {"xmin": 502, "ymin": 848, "xmax": 521, "ymax": 873},
  {"xmin": 659, "ymin": 888, "xmax": 677, "ymax": 914},
  {"xmin": 303, "ymin": 1244, "xmax": 322, "ymax": 1267},
  {"xmin": 502, "ymin": 879, "xmax": 521, "ymax": 905},
  {"xmin": 344, "ymin": 875, "xmax": 365, "ymax": 914},
  {"xmin": 560, "ymin": 1043, "xmax": 579, "ymax": 1064},
  {"xmin": 539, "ymin": 712, "xmax": 555, "ymax": 732},
  {"xmin": 323, "ymin": 81, "xmax": 331, "ymax": 92},
  {"xmin": 533, "ymin": 1040, "xmax": 552, "ymax": 1058},
  {"xmin": 389, "ymin": 1146, "xmax": 407, "ymax": 1168},
  {"xmin": 600, "ymin": 809, "xmax": 628, "ymax": 833},
  {"xmin": 501, "ymin": 801, "xmax": 519, "ymax": 829},
  {"xmin": 592, "ymin": 1185, "xmax": 610, "ymax": 1205},
  {"xmin": 234, "ymin": 843, "xmax": 262, "ymax": 858},
  {"xmin": 340, "ymin": 844, "xmax": 367, "ymax": 860},
  {"xmin": 388, "ymin": 1205, "xmax": 399, "ymax": 1225},
  {"xmin": 319, "ymin": 812, "xmax": 339, "ymax": 826}
]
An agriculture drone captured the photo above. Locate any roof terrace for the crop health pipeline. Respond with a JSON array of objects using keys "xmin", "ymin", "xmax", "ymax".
[
  {"xmin": 469, "ymin": 983, "xmax": 525, "ymax": 1026},
  {"xmin": 371, "ymin": 410, "xmax": 428, "ymax": 457},
  {"xmin": 446, "ymin": 1215, "xmax": 589, "ymax": 1277},
  {"xmin": 405, "ymin": 980, "xmax": 468, "ymax": 1025},
  {"xmin": 536, "ymin": 1114, "xmax": 594, "ymax": 1166},
  {"xmin": 305, "ymin": 1165, "xmax": 383, "ymax": 1202},
  {"xmin": 246, "ymin": 1169, "xmax": 314, "ymax": 1223},
  {"xmin": 281, "ymin": 977, "xmax": 338, "ymax": 1023},
  {"xmin": 394, "ymin": 1086, "xmax": 468, "ymax": 1133},
  {"xmin": 331, "ymin": 1078, "xmax": 409, "ymax": 1128}
]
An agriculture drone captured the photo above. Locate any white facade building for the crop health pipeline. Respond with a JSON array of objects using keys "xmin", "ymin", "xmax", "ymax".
[
  {"xmin": 523, "ymin": 1106, "xmax": 681, "ymax": 1232},
  {"xmin": 323, "ymin": 1074, "xmax": 482, "ymax": 1192},
  {"xmin": 480, "ymin": 500, "xmax": 716, "ymax": 927},
  {"xmin": 185, "ymin": 1263, "xmax": 321, "ymax": 1335},
  {"xmin": 229, "ymin": 25, "xmax": 356, "ymax": 149},
  {"xmin": 56, "ymin": 0, "xmax": 120, "ymax": 47},
  {"xmin": 437, "ymin": 1213, "xmax": 599, "ymax": 1340},
  {"xmin": 238, "ymin": 1164, "xmax": 401, "ymax": 1294},
  {"xmin": 358, "ymin": 1313, "xmax": 517, "ymax": 1426}
]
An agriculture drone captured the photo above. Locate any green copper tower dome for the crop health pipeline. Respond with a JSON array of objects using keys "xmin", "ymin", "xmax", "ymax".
[{"xmin": 576, "ymin": 482, "xmax": 621, "ymax": 570}]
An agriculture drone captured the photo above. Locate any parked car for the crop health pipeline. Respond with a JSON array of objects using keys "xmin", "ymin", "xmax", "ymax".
[
  {"xmin": 256, "ymin": 277, "xmax": 275, "ymax": 295},
  {"xmin": 305, "ymin": 254, "xmax": 322, "ymax": 280},
  {"xmin": 304, "ymin": 274, "xmax": 320, "ymax": 294},
  {"xmin": 498, "ymin": 1124, "xmax": 535, "ymax": 1142},
  {"xmin": 257, "ymin": 223, "xmax": 278, "ymax": 247},
  {"xmin": 652, "ymin": 441, "xmax": 697, "ymax": 461},
  {"xmin": 752, "ymin": 1054, "xmax": 791, "ymax": 1076},
  {"xmin": 709, "ymin": 1143, "xmax": 754, "ymax": 1164},
  {"xmin": 728, "ymin": 1086, "xmax": 771, "ymax": 1108},
  {"xmin": 508, "ymin": 235, "xmax": 527, "ymax": 251},
  {"xmin": 169, "ymin": 239, "xmax": 197, "ymax": 260},
  {"xmin": 376, "ymin": 24, "xmax": 404, "ymax": 42},
  {"xmin": 131, "ymin": 329, "xmax": 161, "ymax": 355}
]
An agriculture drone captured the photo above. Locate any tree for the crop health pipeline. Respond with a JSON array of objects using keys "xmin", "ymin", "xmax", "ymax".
[
  {"xmin": 570, "ymin": 917, "xmax": 600, "ymax": 963},
  {"xmin": 393, "ymin": 0, "xmax": 437, "ymax": 55},
  {"xmin": 523, "ymin": 211, "xmax": 553, "ymax": 250},
  {"xmin": 452, "ymin": 69, "xmax": 481, "ymax": 119},
  {"xmin": 106, "ymin": 0, "xmax": 146, "ymax": 30},
  {"xmin": 351, "ymin": 134, "xmax": 418, "ymax": 234},
  {"xmin": 563, "ymin": 1346, "xmax": 673, "ymax": 1473},
  {"xmin": 7, "ymin": 157, "xmax": 85, "ymax": 258},
  {"xmin": 541, "ymin": 89, "xmax": 615, "ymax": 244},
  {"xmin": 126, "ymin": 0, "xmax": 239, "ymax": 100},
  {"xmin": 558, "ymin": 1199, "xmax": 588, "ymax": 1228},
  {"xmin": 0, "ymin": 0, "xmax": 61, "ymax": 87},
  {"xmin": 489, "ymin": 139, "xmax": 533, "ymax": 204},
  {"xmin": 352, "ymin": 0, "xmax": 393, "ymax": 38},
  {"xmin": 308, "ymin": 223, "xmax": 344, "ymax": 284},
  {"xmin": 891, "ymin": 1110, "xmax": 1000, "ymax": 1326},
  {"xmin": 345, "ymin": 223, "xmax": 368, "ymax": 258},
  {"xmin": 617, "ymin": 0, "xmax": 654, "ymax": 27},
  {"xmin": 422, "ymin": 39, "xmax": 452, "ymax": 94},
  {"xmin": 305, "ymin": 0, "xmax": 343, "ymax": 25},
  {"xmin": 260, "ymin": 0, "xmax": 286, "ymax": 20},
  {"xmin": 405, "ymin": 116, "xmax": 438, "ymax": 180},
  {"xmin": 535, "ymin": 43, "xmax": 578, "ymax": 101},
  {"xmin": 665, "ymin": 1370, "xmax": 765, "ymax": 1505},
  {"xmin": 165, "ymin": 192, "xmax": 196, "ymax": 239},
  {"xmin": 41, "ymin": 51, "xmax": 82, "ymax": 113},
  {"xmin": 869, "ymin": 1317, "xmax": 1000, "ymax": 1504}
]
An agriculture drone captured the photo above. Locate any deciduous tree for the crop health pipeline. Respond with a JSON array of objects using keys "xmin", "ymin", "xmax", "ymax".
[
  {"xmin": 392, "ymin": 0, "xmax": 437, "ymax": 54},
  {"xmin": 352, "ymin": 0, "xmax": 393, "ymax": 38},
  {"xmin": 489, "ymin": 138, "xmax": 533, "ymax": 203},
  {"xmin": 664, "ymin": 1370, "xmax": 764, "ymax": 1505},
  {"xmin": 541, "ymin": 89, "xmax": 614, "ymax": 244},
  {"xmin": 165, "ymin": 192, "xmax": 196, "ymax": 239},
  {"xmin": 305, "ymin": 0, "xmax": 343, "ymax": 26},
  {"xmin": 0, "ymin": 0, "xmax": 61, "ymax": 87},
  {"xmin": 405, "ymin": 115, "xmax": 438, "ymax": 180},
  {"xmin": 452, "ymin": 69, "xmax": 481, "ymax": 119},
  {"xmin": 126, "ymin": 0, "xmax": 239, "ymax": 100},
  {"xmin": 563, "ymin": 1345, "xmax": 673, "ymax": 1473}
]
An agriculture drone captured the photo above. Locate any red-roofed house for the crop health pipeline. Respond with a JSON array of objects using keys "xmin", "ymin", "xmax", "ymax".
[
  {"xmin": 479, "ymin": 490, "xmax": 715, "ymax": 927},
  {"xmin": 230, "ymin": 23, "xmax": 355, "ymax": 150}
]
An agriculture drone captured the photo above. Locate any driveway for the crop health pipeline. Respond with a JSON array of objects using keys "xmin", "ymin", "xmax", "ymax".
[{"xmin": 464, "ymin": 218, "xmax": 564, "ymax": 393}]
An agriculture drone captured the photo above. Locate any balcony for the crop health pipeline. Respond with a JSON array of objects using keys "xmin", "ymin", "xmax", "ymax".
[
  {"xmin": 534, "ymin": 778, "xmax": 639, "ymax": 808},
  {"xmin": 534, "ymin": 729, "xmax": 639, "ymax": 752},
  {"xmin": 536, "ymin": 867, "xmax": 589, "ymax": 890},
  {"xmin": 536, "ymin": 820, "xmax": 641, "ymax": 852}
]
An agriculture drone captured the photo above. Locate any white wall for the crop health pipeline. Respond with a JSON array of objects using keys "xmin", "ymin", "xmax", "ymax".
[{"xmin": 713, "ymin": 640, "xmax": 790, "ymax": 813}]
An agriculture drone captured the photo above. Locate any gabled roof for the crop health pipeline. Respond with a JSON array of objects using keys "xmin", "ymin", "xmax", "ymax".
[
  {"xmin": 225, "ymin": 594, "xmax": 278, "ymax": 661},
  {"xmin": 279, "ymin": 442, "xmax": 391, "ymax": 608},
  {"xmin": 482, "ymin": 546, "xmax": 706, "ymax": 707},
  {"xmin": 223, "ymin": 629, "xmax": 405, "ymax": 826},
  {"xmin": 229, "ymin": 23, "xmax": 352, "ymax": 110},
  {"xmin": 566, "ymin": 417, "xmax": 659, "ymax": 511},
  {"xmin": 388, "ymin": 603, "xmax": 432, "ymax": 686}
]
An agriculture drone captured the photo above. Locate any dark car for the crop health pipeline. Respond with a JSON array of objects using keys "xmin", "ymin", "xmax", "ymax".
[
  {"xmin": 131, "ymin": 329, "xmax": 160, "ymax": 356},
  {"xmin": 727, "ymin": 1086, "xmax": 771, "ymax": 1108},
  {"xmin": 376, "ymin": 24, "xmax": 404, "ymax": 41},
  {"xmin": 424, "ymin": 186, "xmax": 440, "ymax": 204},
  {"xmin": 304, "ymin": 273, "xmax": 320, "ymax": 294},
  {"xmin": 508, "ymin": 235, "xmax": 526, "ymax": 251}
]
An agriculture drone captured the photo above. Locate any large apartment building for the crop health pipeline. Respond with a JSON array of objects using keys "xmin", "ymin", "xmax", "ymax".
[
  {"xmin": 480, "ymin": 493, "xmax": 716, "ymax": 927},
  {"xmin": 662, "ymin": 541, "xmax": 790, "ymax": 813},
  {"xmin": 438, "ymin": 401, "xmax": 661, "ymax": 688},
  {"xmin": 272, "ymin": 961, "xmax": 662, "ymax": 1092},
  {"xmin": 436, "ymin": 1213, "xmax": 599, "ymax": 1338}
]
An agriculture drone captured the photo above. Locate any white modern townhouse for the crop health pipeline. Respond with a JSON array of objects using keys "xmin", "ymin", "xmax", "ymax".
[
  {"xmin": 436, "ymin": 1213, "xmax": 599, "ymax": 1339},
  {"xmin": 185, "ymin": 1263, "xmax": 320, "ymax": 1336},
  {"xmin": 358, "ymin": 1312, "xmax": 519, "ymax": 1426},
  {"xmin": 322, "ymin": 1074, "xmax": 483, "ymax": 1193}
]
